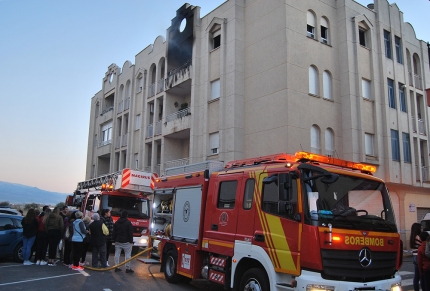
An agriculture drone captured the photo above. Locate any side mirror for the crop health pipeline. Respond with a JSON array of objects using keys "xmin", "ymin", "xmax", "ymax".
[{"xmin": 278, "ymin": 173, "xmax": 292, "ymax": 201}]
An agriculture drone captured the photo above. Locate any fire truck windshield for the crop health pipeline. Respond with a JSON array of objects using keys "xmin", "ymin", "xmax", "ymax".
[
  {"xmin": 302, "ymin": 169, "xmax": 397, "ymax": 232},
  {"xmin": 106, "ymin": 196, "xmax": 150, "ymax": 219}
]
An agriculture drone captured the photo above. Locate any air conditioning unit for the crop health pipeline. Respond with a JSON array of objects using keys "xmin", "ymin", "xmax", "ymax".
[{"xmin": 211, "ymin": 148, "xmax": 219, "ymax": 154}]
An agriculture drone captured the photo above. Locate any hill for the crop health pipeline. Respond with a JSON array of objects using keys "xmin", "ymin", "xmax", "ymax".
[{"xmin": 0, "ymin": 181, "xmax": 69, "ymax": 205}]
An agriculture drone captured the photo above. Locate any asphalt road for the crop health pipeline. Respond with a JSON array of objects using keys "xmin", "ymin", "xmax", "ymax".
[{"xmin": 0, "ymin": 254, "xmax": 417, "ymax": 291}]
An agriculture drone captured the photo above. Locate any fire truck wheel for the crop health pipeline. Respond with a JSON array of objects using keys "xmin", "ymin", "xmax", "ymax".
[
  {"xmin": 164, "ymin": 250, "xmax": 182, "ymax": 284},
  {"xmin": 239, "ymin": 268, "xmax": 270, "ymax": 291}
]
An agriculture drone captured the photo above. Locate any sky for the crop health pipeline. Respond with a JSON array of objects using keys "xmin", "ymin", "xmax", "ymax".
[{"xmin": 0, "ymin": 0, "xmax": 429, "ymax": 194}]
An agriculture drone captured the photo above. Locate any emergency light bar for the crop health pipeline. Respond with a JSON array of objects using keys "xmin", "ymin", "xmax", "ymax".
[{"xmin": 294, "ymin": 151, "xmax": 376, "ymax": 173}]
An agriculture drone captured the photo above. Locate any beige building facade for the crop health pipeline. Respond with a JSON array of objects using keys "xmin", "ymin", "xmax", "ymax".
[{"xmin": 85, "ymin": 0, "xmax": 430, "ymax": 247}]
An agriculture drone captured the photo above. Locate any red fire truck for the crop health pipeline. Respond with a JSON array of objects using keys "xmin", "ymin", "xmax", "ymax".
[
  {"xmin": 152, "ymin": 152, "xmax": 402, "ymax": 291},
  {"xmin": 66, "ymin": 168, "xmax": 157, "ymax": 248}
]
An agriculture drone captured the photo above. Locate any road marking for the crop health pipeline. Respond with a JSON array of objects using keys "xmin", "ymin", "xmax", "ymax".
[
  {"xmin": 399, "ymin": 271, "xmax": 414, "ymax": 276},
  {"xmin": 401, "ymin": 278, "xmax": 413, "ymax": 286},
  {"xmin": 0, "ymin": 273, "xmax": 80, "ymax": 286},
  {"xmin": 0, "ymin": 264, "xmax": 21, "ymax": 269}
]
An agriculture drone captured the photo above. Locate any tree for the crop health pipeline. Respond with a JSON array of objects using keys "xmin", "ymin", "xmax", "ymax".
[
  {"xmin": 0, "ymin": 201, "xmax": 10, "ymax": 206},
  {"xmin": 24, "ymin": 203, "xmax": 39, "ymax": 211}
]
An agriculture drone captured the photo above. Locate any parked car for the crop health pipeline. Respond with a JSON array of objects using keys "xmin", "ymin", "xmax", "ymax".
[
  {"xmin": 0, "ymin": 214, "xmax": 24, "ymax": 262},
  {"xmin": 0, "ymin": 206, "xmax": 22, "ymax": 216}
]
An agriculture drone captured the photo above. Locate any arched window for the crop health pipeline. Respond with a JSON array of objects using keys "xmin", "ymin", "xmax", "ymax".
[
  {"xmin": 307, "ymin": 11, "xmax": 316, "ymax": 39},
  {"xmin": 325, "ymin": 128, "xmax": 334, "ymax": 156},
  {"xmin": 309, "ymin": 66, "xmax": 318, "ymax": 95},
  {"xmin": 323, "ymin": 70, "xmax": 332, "ymax": 100},
  {"xmin": 311, "ymin": 125, "xmax": 321, "ymax": 154},
  {"xmin": 320, "ymin": 17, "xmax": 329, "ymax": 44}
]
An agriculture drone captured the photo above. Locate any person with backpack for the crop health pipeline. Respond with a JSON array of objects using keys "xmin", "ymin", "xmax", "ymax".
[{"xmin": 70, "ymin": 211, "xmax": 88, "ymax": 271}]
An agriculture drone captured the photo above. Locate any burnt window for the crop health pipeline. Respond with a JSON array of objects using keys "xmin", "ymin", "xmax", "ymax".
[{"xmin": 218, "ymin": 180, "xmax": 237, "ymax": 209}]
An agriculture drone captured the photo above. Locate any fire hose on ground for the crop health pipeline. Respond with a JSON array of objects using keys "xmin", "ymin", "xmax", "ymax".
[{"xmin": 83, "ymin": 247, "xmax": 154, "ymax": 272}]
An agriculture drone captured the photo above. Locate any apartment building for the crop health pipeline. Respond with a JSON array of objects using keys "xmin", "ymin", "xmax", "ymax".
[{"xmin": 85, "ymin": 0, "xmax": 430, "ymax": 244}]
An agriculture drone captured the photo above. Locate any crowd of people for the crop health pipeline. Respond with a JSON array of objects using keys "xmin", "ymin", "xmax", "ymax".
[
  {"xmin": 410, "ymin": 223, "xmax": 430, "ymax": 291},
  {"xmin": 21, "ymin": 206, "xmax": 135, "ymax": 273}
]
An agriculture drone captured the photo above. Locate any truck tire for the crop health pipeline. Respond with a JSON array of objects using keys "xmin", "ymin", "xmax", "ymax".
[
  {"xmin": 13, "ymin": 242, "xmax": 24, "ymax": 263},
  {"xmin": 164, "ymin": 250, "xmax": 182, "ymax": 284},
  {"xmin": 239, "ymin": 268, "xmax": 270, "ymax": 291}
]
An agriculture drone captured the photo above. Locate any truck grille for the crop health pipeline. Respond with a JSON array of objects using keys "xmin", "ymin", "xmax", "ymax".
[{"xmin": 320, "ymin": 249, "xmax": 397, "ymax": 282}]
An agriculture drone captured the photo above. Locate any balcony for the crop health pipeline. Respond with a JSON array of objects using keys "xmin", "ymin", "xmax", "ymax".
[
  {"xmin": 418, "ymin": 119, "xmax": 426, "ymax": 135},
  {"xmin": 163, "ymin": 107, "xmax": 191, "ymax": 137},
  {"xmin": 164, "ymin": 158, "xmax": 190, "ymax": 170},
  {"xmin": 416, "ymin": 166, "xmax": 430, "ymax": 182},
  {"xmin": 148, "ymin": 82, "xmax": 156, "ymax": 98},
  {"xmin": 124, "ymin": 97, "xmax": 130, "ymax": 111},
  {"xmin": 146, "ymin": 124, "xmax": 153, "ymax": 139},
  {"xmin": 157, "ymin": 78, "xmax": 165, "ymax": 94},
  {"xmin": 100, "ymin": 106, "xmax": 114, "ymax": 116},
  {"xmin": 99, "ymin": 139, "xmax": 112, "ymax": 147},
  {"xmin": 165, "ymin": 59, "xmax": 192, "ymax": 91},
  {"xmin": 117, "ymin": 102, "xmax": 123, "ymax": 114},
  {"xmin": 166, "ymin": 107, "xmax": 191, "ymax": 122},
  {"xmin": 122, "ymin": 133, "xmax": 128, "ymax": 147},
  {"xmin": 414, "ymin": 74, "xmax": 422, "ymax": 90},
  {"xmin": 155, "ymin": 120, "xmax": 162, "ymax": 136},
  {"xmin": 115, "ymin": 136, "xmax": 121, "ymax": 149},
  {"xmin": 412, "ymin": 116, "xmax": 417, "ymax": 132}
]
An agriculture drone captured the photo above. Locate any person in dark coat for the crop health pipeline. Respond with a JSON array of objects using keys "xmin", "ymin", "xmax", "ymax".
[
  {"xmin": 113, "ymin": 210, "xmax": 134, "ymax": 273},
  {"xmin": 22, "ymin": 208, "xmax": 39, "ymax": 265},
  {"xmin": 100, "ymin": 209, "xmax": 114, "ymax": 267},
  {"xmin": 88, "ymin": 213, "xmax": 107, "ymax": 268}
]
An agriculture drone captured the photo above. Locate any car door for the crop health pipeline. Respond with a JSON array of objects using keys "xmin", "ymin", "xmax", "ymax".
[{"xmin": 0, "ymin": 216, "xmax": 21, "ymax": 255}]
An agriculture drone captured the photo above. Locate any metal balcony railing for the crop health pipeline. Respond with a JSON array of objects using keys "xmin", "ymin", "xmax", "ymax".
[
  {"xmin": 412, "ymin": 116, "xmax": 417, "ymax": 132},
  {"xmin": 155, "ymin": 120, "xmax": 162, "ymax": 136},
  {"xmin": 418, "ymin": 119, "xmax": 426, "ymax": 135},
  {"xmin": 164, "ymin": 158, "xmax": 190, "ymax": 169},
  {"xmin": 124, "ymin": 97, "xmax": 130, "ymax": 111},
  {"xmin": 99, "ymin": 139, "xmax": 112, "ymax": 147},
  {"xmin": 414, "ymin": 74, "xmax": 422, "ymax": 90},
  {"xmin": 146, "ymin": 124, "xmax": 153, "ymax": 138},
  {"xmin": 311, "ymin": 147, "xmax": 321, "ymax": 154},
  {"xmin": 101, "ymin": 106, "xmax": 114, "ymax": 116},
  {"xmin": 157, "ymin": 78, "xmax": 165, "ymax": 94},
  {"xmin": 165, "ymin": 107, "xmax": 191, "ymax": 123},
  {"xmin": 408, "ymin": 71, "xmax": 413, "ymax": 86},
  {"xmin": 122, "ymin": 133, "xmax": 128, "ymax": 147},
  {"xmin": 117, "ymin": 102, "xmax": 123, "ymax": 114},
  {"xmin": 115, "ymin": 136, "xmax": 121, "ymax": 149},
  {"xmin": 325, "ymin": 149, "xmax": 335, "ymax": 157},
  {"xmin": 148, "ymin": 82, "xmax": 156, "ymax": 98},
  {"xmin": 165, "ymin": 59, "xmax": 192, "ymax": 89},
  {"xmin": 423, "ymin": 166, "xmax": 429, "ymax": 182}
]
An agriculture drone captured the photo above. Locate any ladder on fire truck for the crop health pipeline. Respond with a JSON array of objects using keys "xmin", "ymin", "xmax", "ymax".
[{"xmin": 76, "ymin": 171, "xmax": 121, "ymax": 190}]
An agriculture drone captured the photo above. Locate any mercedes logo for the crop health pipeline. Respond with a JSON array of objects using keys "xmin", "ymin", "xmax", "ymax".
[{"xmin": 358, "ymin": 248, "xmax": 372, "ymax": 267}]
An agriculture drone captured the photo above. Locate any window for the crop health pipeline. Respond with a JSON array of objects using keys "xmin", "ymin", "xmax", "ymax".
[
  {"xmin": 362, "ymin": 79, "xmax": 371, "ymax": 100},
  {"xmin": 387, "ymin": 79, "xmax": 395, "ymax": 109},
  {"xmin": 211, "ymin": 79, "xmax": 220, "ymax": 100},
  {"xmin": 218, "ymin": 180, "xmax": 237, "ymax": 209},
  {"xmin": 262, "ymin": 174, "xmax": 297, "ymax": 219},
  {"xmin": 210, "ymin": 24, "xmax": 221, "ymax": 50},
  {"xmin": 398, "ymin": 84, "xmax": 406, "ymax": 112},
  {"xmin": 101, "ymin": 122, "xmax": 113, "ymax": 145},
  {"xmin": 209, "ymin": 132, "xmax": 219, "ymax": 155},
  {"xmin": 134, "ymin": 153, "xmax": 139, "ymax": 169},
  {"xmin": 325, "ymin": 129, "xmax": 334, "ymax": 156},
  {"xmin": 323, "ymin": 71, "xmax": 332, "ymax": 100},
  {"xmin": 311, "ymin": 125, "xmax": 321, "ymax": 153},
  {"xmin": 243, "ymin": 179, "xmax": 255, "ymax": 210},
  {"xmin": 137, "ymin": 75, "xmax": 144, "ymax": 92},
  {"xmin": 309, "ymin": 66, "xmax": 318, "ymax": 95},
  {"xmin": 365, "ymin": 133, "xmax": 374, "ymax": 156},
  {"xmin": 307, "ymin": 11, "xmax": 315, "ymax": 39},
  {"xmin": 384, "ymin": 30, "xmax": 392, "ymax": 59},
  {"xmin": 320, "ymin": 17, "xmax": 328, "ymax": 44},
  {"xmin": 135, "ymin": 114, "xmax": 141, "ymax": 130},
  {"xmin": 391, "ymin": 129, "xmax": 400, "ymax": 161},
  {"xmin": 402, "ymin": 132, "xmax": 411, "ymax": 163},
  {"xmin": 395, "ymin": 36, "xmax": 403, "ymax": 64},
  {"xmin": 213, "ymin": 34, "xmax": 221, "ymax": 49},
  {"xmin": 359, "ymin": 29, "xmax": 367, "ymax": 47}
]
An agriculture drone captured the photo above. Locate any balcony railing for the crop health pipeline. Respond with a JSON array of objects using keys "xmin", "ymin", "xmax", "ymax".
[
  {"xmin": 418, "ymin": 119, "xmax": 426, "ymax": 135},
  {"xmin": 124, "ymin": 97, "xmax": 130, "ymax": 111},
  {"xmin": 99, "ymin": 139, "xmax": 112, "ymax": 147},
  {"xmin": 148, "ymin": 82, "xmax": 156, "ymax": 98},
  {"xmin": 164, "ymin": 158, "xmax": 190, "ymax": 170},
  {"xmin": 311, "ymin": 147, "xmax": 321, "ymax": 154},
  {"xmin": 122, "ymin": 133, "xmax": 128, "ymax": 147},
  {"xmin": 117, "ymin": 101, "xmax": 123, "ymax": 114},
  {"xmin": 414, "ymin": 74, "xmax": 422, "ymax": 90},
  {"xmin": 325, "ymin": 149, "xmax": 335, "ymax": 157},
  {"xmin": 412, "ymin": 116, "xmax": 417, "ymax": 132},
  {"xmin": 416, "ymin": 165, "xmax": 430, "ymax": 182},
  {"xmin": 100, "ymin": 106, "xmax": 114, "ymax": 116},
  {"xmin": 146, "ymin": 124, "xmax": 153, "ymax": 138},
  {"xmin": 115, "ymin": 136, "xmax": 121, "ymax": 149},
  {"xmin": 408, "ymin": 71, "xmax": 413, "ymax": 86},
  {"xmin": 165, "ymin": 59, "xmax": 192, "ymax": 89},
  {"xmin": 155, "ymin": 120, "xmax": 162, "ymax": 136},
  {"xmin": 166, "ymin": 107, "xmax": 191, "ymax": 123},
  {"xmin": 157, "ymin": 78, "xmax": 165, "ymax": 94}
]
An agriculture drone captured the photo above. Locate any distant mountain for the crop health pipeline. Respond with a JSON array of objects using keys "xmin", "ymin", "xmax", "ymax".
[{"xmin": 0, "ymin": 181, "xmax": 69, "ymax": 205}]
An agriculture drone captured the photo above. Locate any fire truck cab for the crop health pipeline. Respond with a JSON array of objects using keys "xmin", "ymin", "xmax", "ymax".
[
  {"xmin": 67, "ymin": 168, "xmax": 157, "ymax": 248},
  {"xmin": 153, "ymin": 152, "xmax": 402, "ymax": 291}
]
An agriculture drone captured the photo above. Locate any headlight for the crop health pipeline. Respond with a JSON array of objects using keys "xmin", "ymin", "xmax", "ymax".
[
  {"xmin": 306, "ymin": 285, "xmax": 334, "ymax": 291},
  {"xmin": 139, "ymin": 238, "xmax": 148, "ymax": 244},
  {"xmin": 391, "ymin": 282, "xmax": 402, "ymax": 291}
]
